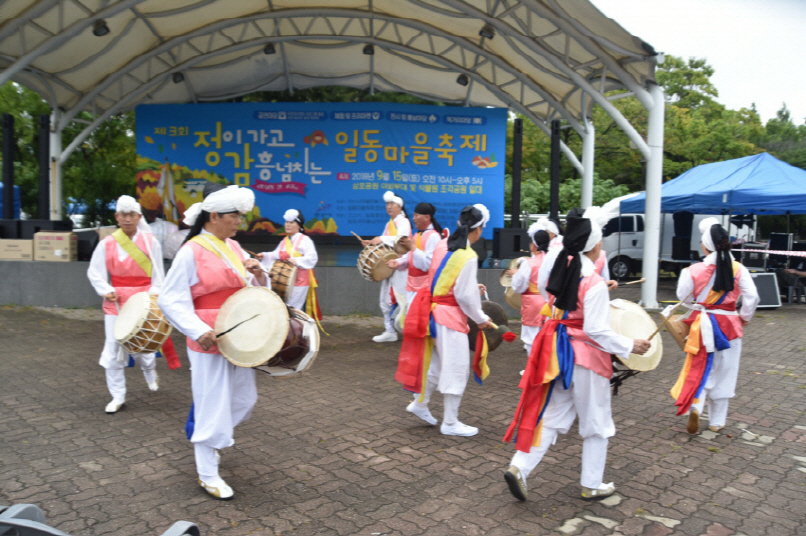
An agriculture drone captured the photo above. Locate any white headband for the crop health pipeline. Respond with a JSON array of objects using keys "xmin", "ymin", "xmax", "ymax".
[
  {"xmin": 283, "ymin": 209, "xmax": 301, "ymax": 223},
  {"xmin": 183, "ymin": 185, "xmax": 254, "ymax": 226},
  {"xmin": 582, "ymin": 206, "xmax": 607, "ymax": 253},
  {"xmin": 699, "ymin": 217, "xmax": 720, "ymax": 252},
  {"xmin": 115, "ymin": 195, "xmax": 142, "ymax": 215},
  {"xmin": 383, "ymin": 190, "xmax": 403, "ymax": 207},
  {"xmin": 536, "ymin": 217, "xmax": 559, "ymax": 236},
  {"xmin": 527, "ymin": 221, "xmax": 542, "ymax": 239},
  {"xmin": 471, "ymin": 203, "xmax": 490, "ymax": 229}
]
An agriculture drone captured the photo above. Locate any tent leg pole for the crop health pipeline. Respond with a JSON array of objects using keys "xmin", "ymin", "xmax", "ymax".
[
  {"xmin": 49, "ymin": 111, "xmax": 63, "ymax": 221},
  {"xmin": 580, "ymin": 116, "xmax": 594, "ymax": 209},
  {"xmin": 641, "ymin": 84, "xmax": 665, "ymax": 309}
]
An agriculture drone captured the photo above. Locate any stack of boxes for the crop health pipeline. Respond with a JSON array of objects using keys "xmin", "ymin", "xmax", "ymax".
[{"xmin": 0, "ymin": 231, "xmax": 78, "ymax": 262}]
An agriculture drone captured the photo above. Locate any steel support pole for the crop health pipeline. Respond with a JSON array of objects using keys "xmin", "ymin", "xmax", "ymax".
[
  {"xmin": 640, "ymin": 83, "xmax": 665, "ymax": 309},
  {"xmin": 49, "ymin": 111, "xmax": 63, "ymax": 220},
  {"xmin": 511, "ymin": 118, "xmax": 523, "ymax": 228},
  {"xmin": 549, "ymin": 119, "xmax": 561, "ymax": 220},
  {"xmin": 2, "ymin": 114, "xmax": 14, "ymax": 220},
  {"xmin": 38, "ymin": 115, "xmax": 50, "ymax": 220},
  {"xmin": 580, "ymin": 117, "xmax": 595, "ymax": 208}
]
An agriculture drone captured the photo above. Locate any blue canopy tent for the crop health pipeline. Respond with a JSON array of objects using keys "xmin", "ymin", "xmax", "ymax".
[
  {"xmin": 621, "ymin": 153, "xmax": 806, "ymax": 215},
  {"xmin": 0, "ymin": 183, "xmax": 21, "ymax": 219}
]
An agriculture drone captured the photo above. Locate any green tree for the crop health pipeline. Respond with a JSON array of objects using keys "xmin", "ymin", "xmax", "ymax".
[{"xmin": 757, "ymin": 104, "xmax": 806, "ymax": 170}]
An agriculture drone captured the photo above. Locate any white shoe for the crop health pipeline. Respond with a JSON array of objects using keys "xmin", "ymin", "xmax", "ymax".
[
  {"xmin": 147, "ymin": 372, "xmax": 159, "ymax": 392},
  {"xmin": 199, "ymin": 476, "xmax": 234, "ymax": 500},
  {"xmin": 215, "ymin": 450, "xmax": 221, "ymax": 465},
  {"xmin": 105, "ymin": 399, "xmax": 125, "ymax": 414},
  {"xmin": 504, "ymin": 466, "xmax": 528, "ymax": 501},
  {"xmin": 581, "ymin": 482, "xmax": 615, "ymax": 501},
  {"xmin": 372, "ymin": 332, "xmax": 398, "ymax": 343},
  {"xmin": 406, "ymin": 402, "xmax": 437, "ymax": 425},
  {"xmin": 440, "ymin": 421, "xmax": 478, "ymax": 437}
]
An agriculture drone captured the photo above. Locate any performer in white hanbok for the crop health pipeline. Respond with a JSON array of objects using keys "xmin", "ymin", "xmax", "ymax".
[
  {"xmin": 363, "ymin": 191, "xmax": 412, "ymax": 342},
  {"xmin": 504, "ymin": 207, "xmax": 650, "ymax": 502},
  {"xmin": 507, "ymin": 221, "xmax": 551, "ymax": 355},
  {"xmin": 396, "ymin": 205, "xmax": 493, "ymax": 437},
  {"xmin": 671, "ymin": 218, "xmax": 758, "ymax": 435},
  {"xmin": 259, "ymin": 209, "xmax": 319, "ymax": 311},
  {"xmin": 159, "ymin": 185, "xmax": 268, "ymax": 500},
  {"xmin": 387, "ymin": 202, "xmax": 445, "ymax": 305},
  {"xmin": 87, "ymin": 195, "xmax": 164, "ymax": 414}
]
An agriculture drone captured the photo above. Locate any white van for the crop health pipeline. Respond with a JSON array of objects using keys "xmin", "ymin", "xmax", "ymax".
[{"xmin": 601, "ymin": 195, "xmax": 755, "ymax": 279}]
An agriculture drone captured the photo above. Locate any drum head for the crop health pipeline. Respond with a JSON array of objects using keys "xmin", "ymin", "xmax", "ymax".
[
  {"xmin": 468, "ymin": 300, "xmax": 508, "ymax": 352},
  {"xmin": 256, "ymin": 307, "xmax": 320, "ymax": 377},
  {"xmin": 609, "ymin": 299, "xmax": 662, "ymax": 371},
  {"xmin": 215, "ymin": 287, "xmax": 290, "ymax": 367},
  {"xmin": 371, "ymin": 249, "xmax": 399, "ymax": 282},
  {"xmin": 393, "ymin": 235, "xmax": 409, "ymax": 255},
  {"xmin": 114, "ymin": 292, "xmax": 150, "ymax": 343},
  {"xmin": 504, "ymin": 287, "xmax": 522, "ymax": 310}
]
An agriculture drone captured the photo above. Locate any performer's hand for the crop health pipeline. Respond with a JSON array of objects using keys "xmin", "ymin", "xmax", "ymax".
[
  {"xmin": 245, "ymin": 259, "xmax": 268, "ymax": 286},
  {"xmin": 607, "ymin": 280, "xmax": 619, "ymax": 291},
  {"xmin": 478, "ymin": 283, "xmax": 487, "ymax": 295},
  {"xmin": 398, "ymin": 236, "xmax": 414, "ymax": 251},
  {"xmin": 632, "ymin": 339, "xmax": 651, "ymax": 355},
  {"xmin": 505, "ymin": 268, "xmax": 518, "ymax": 276},
  {"xmin": 197, "ymin": 331, "xmax": 217, "ymax": 351},
  {"xmin": 741, "ymin": 318, "xmax": 750, "ymax": 326},
  {"xmin": 360, "ymin": 239, "xmax": 371, "ymax": 247},
  {"xmin": 287, "ymin": 257, "xmax": 298, "ymax": 265},
  {"xmin": 387, "ymin": 259, "xmax": 399, "ymax": 269},
  {"xmin": 477, "ymin": 320, "xmax": 494, "ymax": 331},
  {"xmin": 104, "ymin": 292, "xmax": 118, "ymax": 302},
  {"xmin": 369, "ymin": 236, "xmax": 382, "ymax": 246},
  {"xmin": 255, "ymin": 252, "xmax": 265, "ymax": 261}
]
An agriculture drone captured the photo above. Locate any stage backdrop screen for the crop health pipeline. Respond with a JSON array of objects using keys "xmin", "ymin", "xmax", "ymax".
[{"xmin": 135, "ymin": 102, "xmax": 506, "ymax": 238}]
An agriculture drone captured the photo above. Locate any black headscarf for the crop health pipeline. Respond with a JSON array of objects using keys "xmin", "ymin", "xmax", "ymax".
[
  {"xmin": 414, "ymin": 202, "xmax": 443, "ymax": 235},
  {"xmin": 710, "ymin": 224, "xmax": 734, "ymax": 292},
  {"xmin": 546, "ymin": 210, "xmax": 592, "ymax": 311},
  {"xmin": 447, "ymin": 206, "xmax": 483, "ymax": 251},
  {"xmin": 532, "ymin": 230, "xmax": 550, "ymax": 253}
]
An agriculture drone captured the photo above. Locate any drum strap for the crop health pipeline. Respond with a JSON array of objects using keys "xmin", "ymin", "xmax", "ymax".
[{"xmin": 193, "ymin": 287, "xmax": 240, "ymax": 310}]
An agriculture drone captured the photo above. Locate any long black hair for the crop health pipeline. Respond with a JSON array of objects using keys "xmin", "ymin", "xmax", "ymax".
[{"xmin": 447, "ymin": 206, "xmax": 483, "ymax": 251}]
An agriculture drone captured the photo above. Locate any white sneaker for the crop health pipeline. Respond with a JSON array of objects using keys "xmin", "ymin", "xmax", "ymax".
[
  {"xmin": 440, "ymin": 421, "xmax": 478, "ymax": 437},
  {"xmin": 199, "ymin": 476, "xmax": 234, "ymax": 500},
  {"xmin": 372, "ymin": 332, "xmax": 398, "ymax": 343},
  {"xmin": 504, "ymin": 466, "xmax": 528, "ymax": 501},
  {"xmin": 147, "ymin": 372, "xmax": 159, "ymax": 392},
  {"xmin": 105, "ymin": 399, "xmax": 125, "ymax": 414},
  {"xmin": 581, "ymin": 482, "xmax": 615, "ymax": 501},
  {"xmin": 406, "ymin": 402, "xmax": 437, "ymax": 425}
]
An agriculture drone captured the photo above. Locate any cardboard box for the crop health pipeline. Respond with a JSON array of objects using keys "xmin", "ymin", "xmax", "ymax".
[
  {"xmin": 34, "ymin": 231, "xmax": 78, "ymax": 262},
  {"xmin": 0, "ymin": 239, "xmax": 33, "ymax": 261},
  {"xmin": 97, "ymin": 226, "xmax": 117, "ymax": 240}
]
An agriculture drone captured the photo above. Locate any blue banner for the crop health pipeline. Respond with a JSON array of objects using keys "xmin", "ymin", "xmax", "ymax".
[{"xmin": 135, "ymin": 102, "xmax": 506, "ymax": 238}]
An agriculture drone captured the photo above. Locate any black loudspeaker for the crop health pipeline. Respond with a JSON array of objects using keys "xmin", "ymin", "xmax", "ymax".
[
  {"xmin": 768, "ymin": 232, "xmax": 792, "ymax": 268},
  {"xmin": 492, "ymin": 227, "xmax": 530, "ymax": 259},
  {"xmin": 672, "ymin": 211, "xmax": 694, "ymax": 238},
  {"xmin": 0, "ymin": 219, "xmax": 20, "ymax": 238},
  {"xmin": 739, "ymin": 243, "xmax": 766, "ymax": 269},
  {"xmin": 750, "ymin": 272, "xmax": 781, "ymax": 308},
  {"xmin": 788, "ymin": 242, "xmax": 806, "ymax": 269},
  {"xmin": 671, "ymin": 236, "xmax": 691, "ymax": 260},
  {"xmin": 19, "ymin": 219, "xmax": 73, "ymax": 239},
  {"xmin": 471, "ymin": 237, "xmax": 488, "ymax": 268},
  {"xmin": 74, "ymin": 230, "xmax": 99, "ymax": 261}
]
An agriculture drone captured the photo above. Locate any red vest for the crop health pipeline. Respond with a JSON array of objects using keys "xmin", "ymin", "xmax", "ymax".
[
  {"xmin": 521, "ymin": 253, "xmax": 546, "ymax": 328},
  {"xmin": 687, "ymin": 262, "xmax": 743, "ymax": 340},
  {"xmin": 186, "ymin": 239, "xmax": 248, "ymax": 354},
  {"xmin": 594, "ymin": 249, "xmax": 607, "ymax": 276},
  {"xmin": 102, "ymin": 233, "xmax": 153, "ymax": 315},
  {"xmin": 428, "ymin": 239, "xmax": 470, "ymax": 334},
  {"xmin": 406, "ymin": 229, "xmax": 439, "ymax": 293}
]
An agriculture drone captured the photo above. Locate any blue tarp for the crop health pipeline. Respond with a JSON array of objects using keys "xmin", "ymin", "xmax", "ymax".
[
  {"xmin": 0, "ymin": 184, "xmax": 21, "ymax": 218},
  {"xmin": 620, "ymin": 153, "xmax": 806, "ymax": 215}
]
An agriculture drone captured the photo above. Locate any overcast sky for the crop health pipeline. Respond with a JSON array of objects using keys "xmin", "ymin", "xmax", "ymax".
[{"xmin": 591, "ymin": 0, "xmax": 806, "ymax": 124}]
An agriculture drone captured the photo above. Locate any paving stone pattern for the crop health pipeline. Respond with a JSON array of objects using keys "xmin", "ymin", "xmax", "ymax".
[{"xmin": 1, "ymin": 278, "xmax": 805, "ymax": 536}]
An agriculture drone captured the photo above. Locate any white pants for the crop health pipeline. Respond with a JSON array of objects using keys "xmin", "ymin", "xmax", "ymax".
[
  {"xmin": 99, "ymin": 315, "xmax": 156, "ymax": 402},
  {"xmin": 521, "ymin": 325, "xmax": 541, "ymax": 355},
  {"xmin": 408, "ymin": 323, "xmax": 471, "ymax": 424},
  {"xmin": 691, "ymin": 338, "xmax": 742, "ymax": 427},
  {"xmin": 286, "ymin": 285, "xmax": 309, "ymax": 310},
  {"xmin": 510, "ymin": 365, "xmax": 614, "ymax": 489},
  {"xmin": 380, "ymin": 271, "xmax": 407, "ymax": 333},
  {"xmin": 188, "ymin": 349, "xmax": 257, "ymax": 479}
]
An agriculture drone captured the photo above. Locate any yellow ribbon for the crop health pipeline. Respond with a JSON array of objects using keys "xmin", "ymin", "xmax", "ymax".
[
  {"xmin": 112, "ymin": 229, "xmax": 152, "ymax": 277},
  {"xmin": 190, "ymin": 235, "xmax": 246, "ymax": 278}
]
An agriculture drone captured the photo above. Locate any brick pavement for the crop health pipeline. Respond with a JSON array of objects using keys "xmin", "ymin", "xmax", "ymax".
[{"xmin": 1, "ymin": 278, "xmax": 805, "ymax": 536}]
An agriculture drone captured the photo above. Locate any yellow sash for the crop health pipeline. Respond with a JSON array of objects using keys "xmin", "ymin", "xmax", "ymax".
[
  {"xmin": 112, "ymin": 229, "xmax": 152, "ymax": 277},
  {"xmin": 190, "ymin": 235, "xmax": 246, "ymax": 278},
  {"xmin": 432, "ymin": 247, "xmax": 477, "ymax": 297},
  {"xmin": 387, "ymin": 218, "xmax": 397, "ymax": 236}
]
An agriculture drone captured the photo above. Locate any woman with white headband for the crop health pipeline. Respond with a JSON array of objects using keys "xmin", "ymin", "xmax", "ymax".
[
  {"xmin": 87, "ymin": 195, "xmax": 166, "ymax": 414},
  {"xmin": 397, "ymin": 204, "xmax": 493, "ymax": 437},
  {"xmin": 504, "ymin": 208, "xmax": 650, "ymax": 503},
  {"xmin": 671, "ymin": 217, "xmax": 758, "ymax": 435},
  {"xmin": 362, "ymin": 190, "xmax": 412, "ymax": 343},
  {"xmin": 159, "ymin": 185, "xmax": 268, "ymax": 500},
  {"xmin": 258, "ymin": 209, "xmax": 320, "ymax": 313}
]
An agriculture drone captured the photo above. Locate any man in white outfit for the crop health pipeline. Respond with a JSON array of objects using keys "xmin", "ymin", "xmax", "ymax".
[{"xmin": 87, "ymin": 195, "xmax": 163, "ymax": 414}]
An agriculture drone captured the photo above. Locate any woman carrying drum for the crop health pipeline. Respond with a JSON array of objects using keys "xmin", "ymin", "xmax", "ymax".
[
  {"xmin": 671, "ymin": 218, "xmax": 759, "ymax": 435},
  {"xmin": 362, "ymin": 190, "xmax": 412, "ymax": 343},
  {"xmin": 505, "ymin": 221, "xmax": 551, "ymax": 355},
  {"xmin": 87, "ymin": 195, "xmax": 165, "ymax": 414},
  {"xmin": 259, "ymin": 209, "xmax": 320, "ymax": 313},
  {"xmin": 387, "ymin": 202, "xmax": 445, "ymax": 305},
  {"xmin": 159, "ymin": 185, "xmax": 268, "ymax": 501}
]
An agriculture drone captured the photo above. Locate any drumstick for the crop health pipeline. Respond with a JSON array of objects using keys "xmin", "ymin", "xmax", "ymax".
[
  {"xmin": 243, "ymin": 248, "xmax": 259, "ymax": 258},
  {"xmin": 646, "ymin": 289, "xmax": 695, "ymax": 341},
  {"xmin": 351, "ymin": 231, "xmax": 364, "ymax": 242},
  {"xmin": 216, "ymin": 313, "xmax": 261, "ymax": 338},
  {"xmin": 622, "ymin": 278, "xmax": 646, "ymax": 285}
]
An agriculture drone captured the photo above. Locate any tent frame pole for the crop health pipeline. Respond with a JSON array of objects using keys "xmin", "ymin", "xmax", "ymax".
[{"xmin": 640, "ymin": 83, "xmax": 665, "ymax": 309}]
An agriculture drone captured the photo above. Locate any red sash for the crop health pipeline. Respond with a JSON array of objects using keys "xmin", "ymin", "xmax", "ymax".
[{"xmin": 111, "ymin": 275, "xmax": 151, "ymax": 287}]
